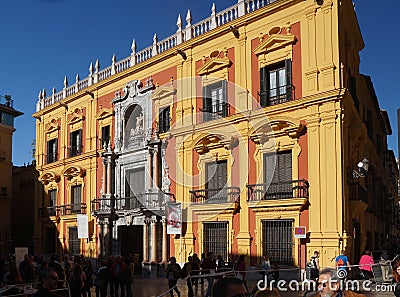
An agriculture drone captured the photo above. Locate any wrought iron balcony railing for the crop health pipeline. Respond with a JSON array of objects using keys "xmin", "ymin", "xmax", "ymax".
[
  {"xmin": 189, "ymin": 186, "xmax": 240, "ymax": 204},
  {"xmin": 200, "ymin": 102, "xmax": 230, "ymax": 123},
  {"xmin": 246, "ymin": 179, "xmax": 309, "ymax": 201},
  {"xmin": 259, "ymin": 84, "xmax": 295, "ymax": 107},
  {"xmin": 39, "ymin": 206, "xmax": 57, "ymax": 217},
  {"xmin": 349, "ymin": 182, "xmax": 368, "ymax": 204},
  {"xmin": 38, "ymin": 203, "xmax": 86, "ymax": 217},
  {"xmin": 59, "ymin": 203, "xmax": 87, "ymax": 215},
  {"xmin": 91, "ymin": 193, "xmax": 164, "ymax": 214}
]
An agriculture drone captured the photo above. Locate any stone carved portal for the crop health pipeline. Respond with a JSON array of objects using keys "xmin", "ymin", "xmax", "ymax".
[{"xmin": 124, "ymin": 105, "xmax": 145, "ymax": 148}]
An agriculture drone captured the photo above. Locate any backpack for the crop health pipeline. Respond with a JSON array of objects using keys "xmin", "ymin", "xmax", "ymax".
[{"xmin": 336, "ymin": 257, "xmax": 345, "ymax": 267}]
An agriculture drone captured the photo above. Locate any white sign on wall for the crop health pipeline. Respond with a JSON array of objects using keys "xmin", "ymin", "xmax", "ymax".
[{"xmin": 77, "ymin": 214, "xmax": 89, "ymax": 239}]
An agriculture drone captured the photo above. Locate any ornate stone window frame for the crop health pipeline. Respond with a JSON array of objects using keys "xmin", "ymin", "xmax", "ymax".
[
  {"xmin": 62, "ymin": 165, "xmax": 85, "ymax": 206},
  {"xmin": 250, "ymin": 118, "xmax": 305, "ymax": 184},
  {"xmin": 253, "ymin": 28, "xmax": 297, "ymax": 69}
]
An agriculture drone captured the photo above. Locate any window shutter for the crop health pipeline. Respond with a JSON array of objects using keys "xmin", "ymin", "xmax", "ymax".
[
  {"xmin": 159, "ymin": 108, "xmax": 164, "ymax": 133},
  {"xmin": 54, "ymin": 138, "xmax": 58, "ymax": 161},
  {"xmin": 46, "ymin": 140, "xmax": 50, "ymax": 163},
  {"xmin": 260, "ymin": 67, "xmax": 267, "ymax": 106},
  {"xmin": 203, "ymin": 85, "xmax": 212, "ymax": 121},
  {"xmin": 222, "ymin": 80, "xmax": 228, "ymax": 116},
  {"xmin": 285, "ymin": 59, "xmax": 292, "ymax": 101},
  {"xmin": 69, "ymin": 132, "xmax": 73, "ymax": 157},
  {"xmin": 166, "ymin": 106, "xmax": 170, "ymax": 131}
]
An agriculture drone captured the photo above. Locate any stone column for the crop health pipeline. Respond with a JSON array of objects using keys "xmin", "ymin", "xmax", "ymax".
[
  {"xmin": 162, "ymin": 217, "xmax": 168, "ymax": 263},
  {"xmin": 102, "ymin": 159, "xmax": 107, "ymax": 195},
  {"xmin": 97, "ymin": 222, "xmax": 104, "ymax": 257},
  {"xmin": 106, "ymin": 157, "xmax": 112, "ymax": 195},
  {"xmin": 148, "ymin": 151, "xmax": 153, "ymax": 189},
  {"xmin": 153, "ymin": 148, "xmax": 159, "ymax": 188},
  {"xmin": 143, "ymin": 219, "xmax": 149, "ymax": 262},
  {"xmin": 151, "ymin": 216, "xmax": 157, "ymax": 262}
]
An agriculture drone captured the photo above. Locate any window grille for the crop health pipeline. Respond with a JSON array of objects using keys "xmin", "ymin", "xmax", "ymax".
[
  {"xmin": 69, "ymin": 226, "xmax": 80, "ymax": 254},
  {"xmin": 101, "ymin": 125, "xmax": 110, "ymax": 148},
  {"xmin": 69, "ymin": 129, "xmax": 82, "ymax": 157},
  {"xmin": 203, "ymin": 221, "xmax": 228, "ymax": 261},
  {"xmin": 262, "ymin": 219, "xmax": 294, "ymax": 265}
]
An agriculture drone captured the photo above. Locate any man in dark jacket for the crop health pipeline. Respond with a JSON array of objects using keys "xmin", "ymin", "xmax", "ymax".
[{"xmin": 33, "ymin": 268, "xmax": 60, "ymax": 297}]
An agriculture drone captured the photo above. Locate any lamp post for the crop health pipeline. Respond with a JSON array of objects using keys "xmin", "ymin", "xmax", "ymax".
[{"xmin": 353, "ymin": 157, "xmax": 369, "ymax": 178}]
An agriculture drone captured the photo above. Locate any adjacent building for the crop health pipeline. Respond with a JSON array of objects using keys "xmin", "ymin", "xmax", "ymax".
[
  {"xmin": 0, "ymin": 95, "xmax": 23, "ymax": 256},
  {"xmin": 33, "ymin": 0, "xmax": 399, "ymax": 270}
]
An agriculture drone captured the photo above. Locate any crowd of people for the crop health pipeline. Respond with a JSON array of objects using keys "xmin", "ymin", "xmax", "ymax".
[{"xmin": 0, "ymin": 253, "xmax": 134, "ymax": 297}]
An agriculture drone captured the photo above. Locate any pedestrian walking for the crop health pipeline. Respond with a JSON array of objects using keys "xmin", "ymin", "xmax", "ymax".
[
  {"xmin": 359, "ymin": 250, "xmax": 374, "ymax": 280},
  {"xmin": 309, "ymin": 251, "xmax": 320, "ymax": 280},
  {"xmin": 33, "ymin": 268, "xmax": 60, "ymax": 297},
  {"xmin": 94, "ymin": 260, "xmax": 108, "ymax": 297},
  {"xmin": 192, "ymin": 253, "xmax": 200, "ymax": 286},
  {"xmin": 69, "ymin": 264, "xmax": 86, "ymax": 297},
  {"xmin": 335, "ymin": 250, "xmax": 351, "ymax": 275},
  {"xmin": 236, "ymin": 254, "xmax": 248, "ymax": 292},
  {"xmin": 165, "ymin": 256, "xmax": 181, "ymax": 297},
  {"xmin": 182, "ymin": 256, "xmax": 194, "ymax": 297},
  {"xmin": 201, "ymin": 252, "xmax": 216, "ymax": 297},
  {"xmin": 110, "ymin": 255, "xmax": 129, "ymax": 297},
  {"xmin": 83, "ymin": 259, "xmax": 94, "ymax": 297}
]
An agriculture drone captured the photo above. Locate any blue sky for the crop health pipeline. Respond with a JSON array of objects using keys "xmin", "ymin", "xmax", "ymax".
[{"xmin": 0, "ymin": 0, "xmax": 398, "ymax": 166}]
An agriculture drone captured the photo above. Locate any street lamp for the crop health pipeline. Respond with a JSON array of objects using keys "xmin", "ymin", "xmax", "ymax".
[{"xmin": 353, "ymin": 157, "xmax": 369, "ymax": 178}]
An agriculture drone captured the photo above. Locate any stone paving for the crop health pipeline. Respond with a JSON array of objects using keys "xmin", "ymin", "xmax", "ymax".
[{"xmin": 129, "ymin": 278, "xmax": 396, "ymax": 297}]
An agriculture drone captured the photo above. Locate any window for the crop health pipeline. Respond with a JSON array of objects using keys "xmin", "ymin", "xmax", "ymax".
[
  {"xmin": 260, "ymin": 59, "xmax": 292, "ymax": 107},
  {"xmin": 202, "ymin": 81, "xmax": 228, "ymax": 122},
  {"xmin": 68, "ymin": 227, "xmax": 80, "ymax": 254},
  {"xmin": 203, "ymin": 221, "xmax": 228, "ymax": 261},
  {"xmin": 264, "ymin": 151, "xmax": 292, "ymax": 199},
  {"xmin": 71, "ymin": 185, "xmax": 82, "ymax": 213},
  {"xmin": 49, "ymin": 189, "xmax": 57, "ymax": 216},
  {"xmin": 205, "ymin": 160, "xmax": 227, "ymax": 203},
  {"xmin": 124, "ymin": 167, "xmax": 145, "ymax": 209},
  {"xmin": 159, "ymin": 106, "xmax": 170, "ymax": 133},
  {"xmin": 46, "ymin": 138, "xmax": 58, "ymax": 163},
  {"xmin": 69, "ymin": 129, "xmax": 82, "ymax": 157},
  {"xmin": 262, "ymin": 219, "xmax": 294, "ymax": 265},
  {"xmin": 101, "ymin": 125, "xmax": 110, "ymax": 148},
  {"xmin": 45, "ymin": 227, "xmax": 56, "ymax": 253}
]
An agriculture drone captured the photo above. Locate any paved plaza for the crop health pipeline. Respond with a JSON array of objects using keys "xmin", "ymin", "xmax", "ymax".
[{"xmin": 129, "ymin": 278, "xmax": 396, "ymax": 297}]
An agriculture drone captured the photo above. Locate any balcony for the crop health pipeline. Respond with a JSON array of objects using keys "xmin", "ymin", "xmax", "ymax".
[
  {"xmin": 200, "ymin": 102, "xmax": 230, "ymax": 123},
  {"xmin": 38, "ymin": 203, "xmax": 86, "ymax": 217},
  {"xmin": 349, "ymin": 182, "xmax": 368, "ymax": 204},
  {"xmin": 189, "ymin": 186, "xmax": 240, "ymax": 204},
  {"xmin": 59, "ymin": 203, "xmax": 87, "ymax": 215},
  {"xmin": 91, "ymin": 193, "xmax": 164, "ymax": 215},
  {"xmin": 247, "ymin": 179, "xmax": 309, "ymax": 201},
  {"xmin": 38, "ymin": 206, "xmax": 57, "ymax": 217},
  {"xmin": 259, "ymin": 84, "xmax": 295, "ymax": 107}
]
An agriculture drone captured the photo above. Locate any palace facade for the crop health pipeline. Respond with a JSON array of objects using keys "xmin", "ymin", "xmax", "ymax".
[{"xmin": 33, "ymin": 0, "xmax": 399, "ymax": 271}]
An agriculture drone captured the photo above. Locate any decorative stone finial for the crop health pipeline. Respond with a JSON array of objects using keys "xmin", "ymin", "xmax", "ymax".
[
  {"xmin": 131, "ymin": 39, "xmax": 136, "ymax": 53},
  {"xmin": 42, "ymin": 88, "xmax": 46, "ymax": 98},
  {"xmin": 186, "ymin": 9, "xmax": 192, "ymax": 27},
  {"xmin": 89, "ymin": 63, "xmax": 93, "ymax": 75},
  {"xmin": 75, "ymin": 74, "xmax": 80, "ymax": 83},
  {"xmin": 38, "ymin": 90, "xmax": 42, "ymax": 100},
  {"xmin": 112, "ymin": 54, "xmax": 116, "ymax": 64},
  {"xmin": 64, "ymin": 76, "xmax": 68, "ymax": 89},
  {"xmin": 212, "ymin": 3, "xmax": 216, "ymax": 15},
  {"xmin": 52, "ymin": 87, "xmax": 56, "ymax": 95},
  {"xmin": 95, "ymin": 59, "xmax": 100, "ymax": 73},
  {"xmin": 177, "ymin": 14, "xmax": 182, "ymax": 30}
]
